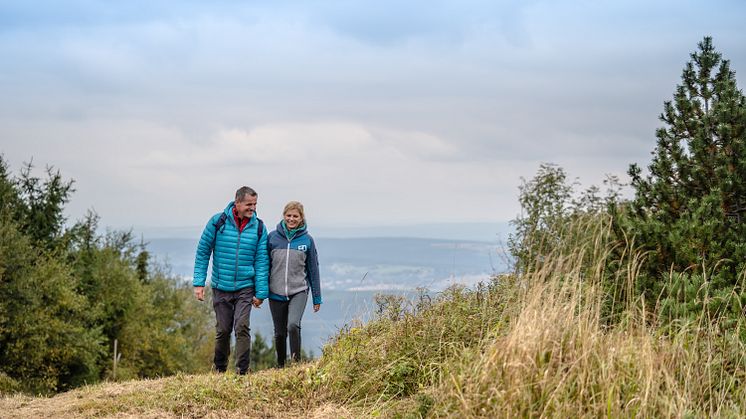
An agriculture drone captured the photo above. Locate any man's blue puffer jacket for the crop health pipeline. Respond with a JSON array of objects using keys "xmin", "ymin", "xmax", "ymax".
[{"xmin": 193, "ymin": 201, "xmax": 269, "ymax": 298}]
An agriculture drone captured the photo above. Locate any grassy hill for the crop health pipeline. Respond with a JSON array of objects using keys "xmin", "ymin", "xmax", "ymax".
[
  {"xmin": 3, "ymin": 222, "xmax": 746, "ymax": 418},
  {"xmin": 1, "ymin": 369, "xmax": 354, "ymax": 418}
]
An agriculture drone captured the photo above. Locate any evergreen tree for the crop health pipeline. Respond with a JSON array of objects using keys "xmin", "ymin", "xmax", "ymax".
[
  {"xmin": 0, "ymin": 157, "xmax": 102, "ymax": 393},
  {"xmin": 0, "ymin": 155, "xmax": 215, "ymax": 393},
  {"xmin": 625, "ymin": 37, "xmax": 746, "ymax": 314},
  {"xmin": 15, "ymin": 160, "xmax": 74, "ymax": 249},
  {"xmin": 250, "ymin": 333, "xmax": 277, "ymax": 371},
  {"xmin": 0, "ymin": 156, "xmax": 20, "ymax": 219},
  {"xmin": 135, "ymin": 238, "xmax": 150, "ymax": 284}
]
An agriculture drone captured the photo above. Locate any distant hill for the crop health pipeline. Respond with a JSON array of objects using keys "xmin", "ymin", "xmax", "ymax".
[{"xmin": 129, "ymin": 221, "xmax": 513, "ymax": 243}]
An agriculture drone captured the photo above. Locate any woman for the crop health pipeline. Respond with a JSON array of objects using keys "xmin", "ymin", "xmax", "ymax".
[{"xmin": 267, "ymin": 201, "xmax": 322, "ymax": 367}]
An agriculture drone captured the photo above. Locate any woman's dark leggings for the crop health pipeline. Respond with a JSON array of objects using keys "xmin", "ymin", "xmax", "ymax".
[{"xmin": 269, "ymin": 290, "xmax": 308, "ymax": 367}]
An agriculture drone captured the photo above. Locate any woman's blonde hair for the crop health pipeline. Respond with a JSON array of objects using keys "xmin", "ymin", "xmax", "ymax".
[{"xmin": 283, "ymin": 201, "xmax": 305, "ymax": 225}]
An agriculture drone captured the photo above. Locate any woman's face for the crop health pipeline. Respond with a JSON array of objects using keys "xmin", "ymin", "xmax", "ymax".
[{"xmin": 284, "ymin": 209, "xmax": 302, "ymax": 229}]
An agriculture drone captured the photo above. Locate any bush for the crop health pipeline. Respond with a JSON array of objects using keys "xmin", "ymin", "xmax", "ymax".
[
  {"xmin": 0, "ymin": 372, "xmax": 21, "ymax": 395},
  {"xmin": 316, "ymin": 278, "xmax": 518, "ymax": 403}
]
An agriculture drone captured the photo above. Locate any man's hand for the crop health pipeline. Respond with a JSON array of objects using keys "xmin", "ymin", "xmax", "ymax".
[
  {"xmin": 313, "ymin": 304, "xmax": 320, "ymax": 312},
  {"xmin": 194, "ymin": 286, "xmax": 205, "ymax": 301},
  {"xmin": 252, "ymin": 297, "xmax": 263, "ymax": 308}
]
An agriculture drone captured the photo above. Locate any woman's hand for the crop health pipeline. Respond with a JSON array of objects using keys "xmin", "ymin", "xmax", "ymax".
[{"xmin": 313, "ymin": 304, "xmax": 320, "ymax": 312}]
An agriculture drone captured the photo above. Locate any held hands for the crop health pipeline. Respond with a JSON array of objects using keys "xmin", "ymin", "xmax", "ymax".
[
  {"xmin": 194, "ymin": 286, "xmax": 205, "ymax": 301},
  {"xmin": 194, "ymin": 287, "xmax": 263, "ymax": 307}
]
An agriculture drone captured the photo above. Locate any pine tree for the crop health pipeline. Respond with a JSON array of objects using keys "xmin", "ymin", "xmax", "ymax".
[
  {"xmin": 135, "ymin": 238, "xmax": 150, "ymax": 283},
  {"xmin": 15, "ymin": 160, "xmax": 74, "ymax": 249},
  {"xmin": 626, "ymin": 37, "xmax": 746, "ymax": 308},
  {"xmin": 0, "ymin": 155, "xmax": 216, "ymax": 393}
]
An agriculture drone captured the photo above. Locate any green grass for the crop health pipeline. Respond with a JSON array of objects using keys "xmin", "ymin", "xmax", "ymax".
[{"xmin": 3, "ymin": 217, "xmax": 746, "ymax": 417}]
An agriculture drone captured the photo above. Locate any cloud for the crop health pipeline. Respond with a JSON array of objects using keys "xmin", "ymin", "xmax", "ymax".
[
  {"xmin": 138, "ymin": 121, "xmax": 463, "ymax": 170},
  {"xmin": 1, "ymin": 1, "xmax": 745, "ymax": 232}
]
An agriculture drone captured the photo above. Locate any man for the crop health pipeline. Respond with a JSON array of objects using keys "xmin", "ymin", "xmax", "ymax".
[{"xmin": 193, "ymin": 186, "xmax": 269, "ymax": 374}]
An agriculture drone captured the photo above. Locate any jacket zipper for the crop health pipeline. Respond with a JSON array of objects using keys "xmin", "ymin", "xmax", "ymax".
[
  {"xmin": 235, "ymin": 224, "xmax": 242, "ymax": 289},
  {"xmin": 284, "ymin": 239, "xmax": 291, "ymax": 297}
]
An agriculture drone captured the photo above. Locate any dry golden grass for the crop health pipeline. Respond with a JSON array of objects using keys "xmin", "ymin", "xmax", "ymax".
[
  {"xmin": 0, "ymin": 367, "xmax": 357, "ymax": 418},
  {"xmin": 425, "ymin": 215, "xmax": 746, "ymax": 417},
  {"xmin": 3, "ymin": 215, "xmax": 746, "ymax": 417}
]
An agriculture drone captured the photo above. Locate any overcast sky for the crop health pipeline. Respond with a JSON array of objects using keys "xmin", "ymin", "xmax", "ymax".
[{"xmin": 1, "ymin": 1, "xmax": 745, "ymax": 235}]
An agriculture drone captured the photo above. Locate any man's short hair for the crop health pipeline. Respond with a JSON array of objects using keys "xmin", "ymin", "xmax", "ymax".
[{"xmin": 235, "ymin": 186, "xmax": 258, "ymax": 202}]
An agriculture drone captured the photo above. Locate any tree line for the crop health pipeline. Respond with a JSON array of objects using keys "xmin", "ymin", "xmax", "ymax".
[{"xmin": 0, "ymin": 159, "xmax": 283, "ymax": 394}]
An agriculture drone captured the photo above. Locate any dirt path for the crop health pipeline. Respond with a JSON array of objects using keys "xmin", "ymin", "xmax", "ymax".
[{"xmin": 0, "ymin": 380, "xmax": 354, "ymax": 418}]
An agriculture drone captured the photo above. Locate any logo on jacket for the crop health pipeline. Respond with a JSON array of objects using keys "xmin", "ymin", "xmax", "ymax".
[{"xmin": 298, "ymin": 245, "xmax": 307, "ymax": 251}]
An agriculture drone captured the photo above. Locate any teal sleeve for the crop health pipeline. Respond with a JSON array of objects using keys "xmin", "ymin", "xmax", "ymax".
[{"xmin": 193, "ymin": 216, "xmax": 218, "ymax": 287}]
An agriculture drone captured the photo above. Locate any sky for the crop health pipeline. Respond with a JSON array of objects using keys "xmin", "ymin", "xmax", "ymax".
[{"xmin": 1, "ymin": 0, "xmax": 745, "ymax": 238}]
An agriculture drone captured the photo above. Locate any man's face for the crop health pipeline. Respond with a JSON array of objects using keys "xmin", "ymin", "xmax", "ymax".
[{"xmin": 235, "ymin": 195, "xmax": 257, "ymax": 219}]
